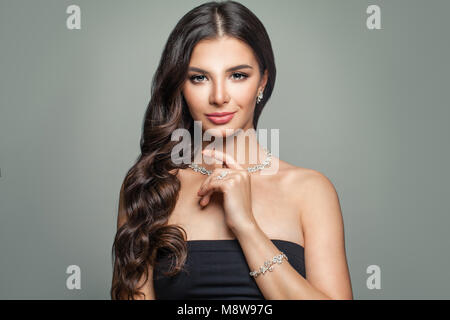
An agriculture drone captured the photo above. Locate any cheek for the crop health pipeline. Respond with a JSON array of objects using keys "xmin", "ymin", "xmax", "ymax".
[
  {"xmin": 230, "ymin": 83, "xmax": 257, "ymax": 109},
  {"xmin": 183, "ymin": 86, "xmax": 205, "ymax": 115}
]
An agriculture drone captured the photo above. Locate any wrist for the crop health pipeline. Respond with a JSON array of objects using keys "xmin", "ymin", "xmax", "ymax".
[{"xmin": 231, "ymin": 218, "xmax": 260, "ymax": 239}]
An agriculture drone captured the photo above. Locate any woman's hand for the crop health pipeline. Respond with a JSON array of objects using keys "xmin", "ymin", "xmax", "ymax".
[{"xmin": 197, "ymin": 149, "xmax": 257, "ymax": 233}]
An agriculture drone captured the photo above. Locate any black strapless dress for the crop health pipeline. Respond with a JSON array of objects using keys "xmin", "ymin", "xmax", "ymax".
[{"xmin": 153, "ymin": 239, "xmax": 306, "ymax": 300}]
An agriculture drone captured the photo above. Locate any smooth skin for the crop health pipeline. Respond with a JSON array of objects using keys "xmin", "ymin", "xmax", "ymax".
[{"xmin": 117, "ymin": 36, "xmax": 353, "ymax": 299}]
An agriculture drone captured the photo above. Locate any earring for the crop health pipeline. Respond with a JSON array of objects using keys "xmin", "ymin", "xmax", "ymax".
[{"xmin": 256, "ymin": 90, "xmax": 264, "ymax": 104}]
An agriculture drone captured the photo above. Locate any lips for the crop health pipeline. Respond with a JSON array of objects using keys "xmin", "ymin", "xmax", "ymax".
[
  {"xmin": 205, "ymin": 111, "xmax": 236, "ymax": 125},
  {"xmin": 206, "ymin": 111, "xmax": 235, "ymax": 116}
]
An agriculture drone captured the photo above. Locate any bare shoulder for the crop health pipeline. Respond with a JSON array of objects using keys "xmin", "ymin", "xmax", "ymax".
[
  {"xmin": 276, "ymin": 159, "xmax": 340, "ymax": 221},
  {"xmin": 280, "ymin": 162, "xmax": 352, "ymax": 299},
  {"xmin": 293, "ymin": 166, "xmax": 337, "ymax": 197},
  {"xmin": 274, "ymin": 158, "xmax": 332, "ymax": 191}
]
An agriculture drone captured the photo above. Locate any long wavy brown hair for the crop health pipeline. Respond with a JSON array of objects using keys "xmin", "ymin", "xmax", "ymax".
[{"xmin": 110, "ymin": 0, "xmax": 276, "ymax": 299}]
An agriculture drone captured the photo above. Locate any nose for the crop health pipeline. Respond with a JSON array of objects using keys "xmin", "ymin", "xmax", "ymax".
[{"xmin": 210, "ymin": 78, "xmax": 230, "ymax": 106}]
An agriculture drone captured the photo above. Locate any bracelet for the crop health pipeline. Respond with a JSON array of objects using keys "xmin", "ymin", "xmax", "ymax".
[{"xmin": 249, "ymin": 252, "xmax": 288, "ymax": 278}]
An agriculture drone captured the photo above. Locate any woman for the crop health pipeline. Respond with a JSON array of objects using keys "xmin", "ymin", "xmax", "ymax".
[{"xmin": 111, "ymin": 0, "xmax": 353, "ymax": 300}]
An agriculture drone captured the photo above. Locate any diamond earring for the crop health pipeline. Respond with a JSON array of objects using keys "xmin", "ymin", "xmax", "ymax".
[{"xmin": 256, "ymin": 90, "xmax": 264, "ymax": 104}]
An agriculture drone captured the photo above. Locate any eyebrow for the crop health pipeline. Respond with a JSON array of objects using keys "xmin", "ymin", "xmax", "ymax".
[{"xmin": 188, "ymin": 64, "xmax": 253, "ymax": 74}]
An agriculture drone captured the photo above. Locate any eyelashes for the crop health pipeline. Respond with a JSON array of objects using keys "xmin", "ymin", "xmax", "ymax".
[{"xmin": 189, "ymin": 72, "xmax": 248, "ymax": 83}]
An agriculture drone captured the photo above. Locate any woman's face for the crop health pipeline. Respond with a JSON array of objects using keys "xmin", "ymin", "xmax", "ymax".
[{"xmin": 182, "ymin": 36, "xmax": 268, "ymax": 137}]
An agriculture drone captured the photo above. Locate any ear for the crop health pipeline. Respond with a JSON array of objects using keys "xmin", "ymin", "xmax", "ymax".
[{"xmin": 259, "ymin": 69, "xmax": 269, "ymax": 92}]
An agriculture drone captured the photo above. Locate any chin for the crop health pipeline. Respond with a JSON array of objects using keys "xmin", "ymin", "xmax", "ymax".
[{"xmin": 204, "ymin": 126, "xmax": 239, "ymax": 138}]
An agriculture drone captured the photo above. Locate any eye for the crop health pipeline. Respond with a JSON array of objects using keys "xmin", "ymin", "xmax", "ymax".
[
  {"xmin": 190, "ymin": 75, "xmax": 207, "ymax": 83},
  {"xmin": 231, "ymin": 72, "xmax": 248, "ymax": 80},
  {"xmin": 188, "ymin": 72, "xmax": 248, "ymax": 84}
]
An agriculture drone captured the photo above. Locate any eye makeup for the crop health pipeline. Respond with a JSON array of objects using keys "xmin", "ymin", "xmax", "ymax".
[{"xmin": 189, "ymin": 72, "xmax": 249, "ymax": 83}]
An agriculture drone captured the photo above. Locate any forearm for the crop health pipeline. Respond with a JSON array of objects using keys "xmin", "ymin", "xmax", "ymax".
[{"xmin": 233, "ymin": 221, "xmax": 331, "ymax": 300}]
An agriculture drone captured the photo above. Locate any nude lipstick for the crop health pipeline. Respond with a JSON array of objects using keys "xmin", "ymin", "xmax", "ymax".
[{"xmin": 205, "ymin": 111, "xmax": 236, "ymax": 125}]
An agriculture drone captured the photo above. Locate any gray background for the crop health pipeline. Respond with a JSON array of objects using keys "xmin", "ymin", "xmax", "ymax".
[{"xmin": 0, "ymin": 0, "xmax": 449, "ymax": 299}]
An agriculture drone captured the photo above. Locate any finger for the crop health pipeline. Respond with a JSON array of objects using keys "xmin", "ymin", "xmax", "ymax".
[
  {"xmin": 202, "ymin": 148, "xmax": 224, "ymax": 170},
  {"xmin": 202, "ymin": 149, "xmax": 244, "ymax": 171},
  {"xmin": 198, "ymin": 173, "xmax": 215, "ymax": 197},
  {"xmin": 198, "ymin": 168, "xmax": 230, "ymax": 196},
  {"xmin": 203, "ymin": 173, "xmax": 234, "ymax": 195},
  {"xmin": 199, "ymin": 169, "xmax": 235, "ymax": 206},
  {"xmin": 199, "ymin": 190, "xmax": 213, "ymax": 207}
]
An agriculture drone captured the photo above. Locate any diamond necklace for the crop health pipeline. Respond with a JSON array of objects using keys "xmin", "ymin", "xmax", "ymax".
[{"xmin": 188, "ymin": 148, "xmax": 272, "ymax": 176}]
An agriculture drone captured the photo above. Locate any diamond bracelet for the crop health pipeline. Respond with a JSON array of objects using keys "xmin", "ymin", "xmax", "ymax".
[{"xmin": 249, "ymin": 252, "xmax": 288, "ymax": 278}]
